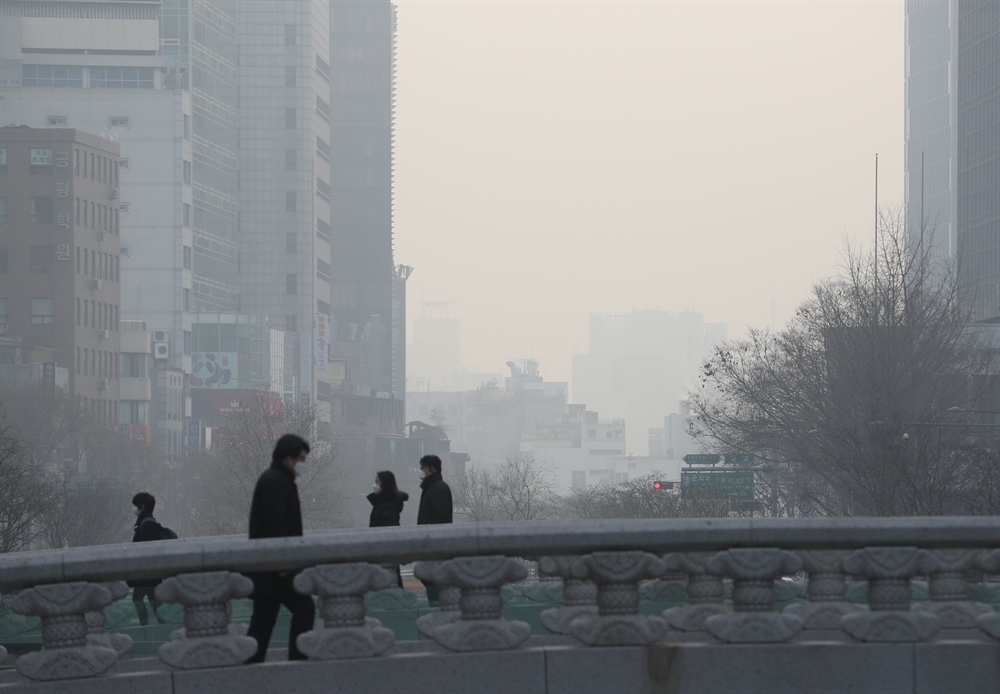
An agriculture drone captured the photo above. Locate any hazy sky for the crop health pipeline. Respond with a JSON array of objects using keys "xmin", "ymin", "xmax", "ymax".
[{"xmin": 394, "ymin": 0, "xmax": 904, "ymax": 385}]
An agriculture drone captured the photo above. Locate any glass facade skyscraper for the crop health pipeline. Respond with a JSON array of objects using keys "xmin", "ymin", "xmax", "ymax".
[{"xmin": 906, "ymin": 0, "xmax": 999, "ymax": 323}]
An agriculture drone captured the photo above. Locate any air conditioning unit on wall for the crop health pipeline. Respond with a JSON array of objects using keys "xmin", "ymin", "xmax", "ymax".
[
  {"xmin": 153, "ymin": 329, "xmax": 170, "ymax": 343},
  {"xmin": 153, "ymin": 342, "xmax": 169, "ymax": 359},
  {"xmin": 99, "ymin": 329, "xmax": 109, "ymax": 340},
  {"xmin": 99, "ymin": 378, "xmax": 109, "ymax": 391}
]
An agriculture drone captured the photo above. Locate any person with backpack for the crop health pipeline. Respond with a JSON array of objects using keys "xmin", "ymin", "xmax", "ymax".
[
  {"xmin": 129, "ymin": 492, "xmax": 168, "ymax": 626},
  {"xmin": 367, "ymin": 470, "xmax": 409, "ymax": 588}
]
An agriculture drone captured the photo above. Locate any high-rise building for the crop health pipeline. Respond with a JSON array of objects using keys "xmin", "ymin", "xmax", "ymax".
[
  {"xmin": 235, "ymin": 0, "xmax": 333, "ymax": 420},
  {"xmin": 0, "ymin": 127, "xmax": 122, "ymax": 423},
  {"xmin": 905, "ymin": 0, "xmax": 999, "ymax": 323},
  {"xmin": 328, "ymin": 0, "xmax": 406, "ymax": 400}
]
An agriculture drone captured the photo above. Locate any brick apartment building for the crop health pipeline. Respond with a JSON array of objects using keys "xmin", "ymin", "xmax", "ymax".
[{"xmin": 0, "ymin": 127, "xmax": 122, "ymax": 422}]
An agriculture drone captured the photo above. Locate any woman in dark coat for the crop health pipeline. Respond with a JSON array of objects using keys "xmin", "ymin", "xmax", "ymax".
[{"xmin": 367, "ymin": 470, "xmax": 409, "ymax": 588}]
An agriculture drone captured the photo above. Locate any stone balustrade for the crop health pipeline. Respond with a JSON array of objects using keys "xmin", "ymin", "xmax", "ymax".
[{"xmin": 0, "ymin": 517, "xmax": 997, "ymax": 690}]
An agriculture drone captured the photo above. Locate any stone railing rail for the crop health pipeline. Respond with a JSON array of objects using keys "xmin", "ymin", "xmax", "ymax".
[{"xmin": 1, "ymin": 517, "xmax": 998, "ymax": 692}]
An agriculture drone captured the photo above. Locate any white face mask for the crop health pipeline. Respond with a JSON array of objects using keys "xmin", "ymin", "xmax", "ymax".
[
  {"xmin": 294, "ymin": 462, "xmax": 306, "ymax": 477},
  {"xmin": 132, "ymin": 506, "xmax": 141, "ymax": 516},
  {"xmin": 372, "ymin": 483, "xmax": 380, "ymax": 492},
  {"xmin": 417, "ymin": 469, "xmax": 426, "ymax": 480}
]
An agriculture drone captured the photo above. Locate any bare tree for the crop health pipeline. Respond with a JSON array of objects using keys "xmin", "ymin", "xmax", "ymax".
[
  {"xmin": 689, "ymin": 210, "xmax": 999, "ymax": 516},
  {"xmin": 187, "ymin": 391, "xmax": 345, "ymax": 536},
  {"xmin": 454, "ymin": 451, "xmax": 559, "ymax": 522},
  {"xmin": 562, "ymin": 473, "xmax": 751, "ymax": 520},
  {"xmin": 0, "ymin": 424, "xmax": 54, "ymax": 552}
]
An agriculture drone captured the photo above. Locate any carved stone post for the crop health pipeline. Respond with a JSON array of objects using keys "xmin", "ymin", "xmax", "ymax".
[
  {"xmin": 536, "ymin": 555, "xmax": 598, "ymax": 635},
  {"xmin": 841, "ymin": 547, "xmax": 940, "ymax": 642},
  {"xmin": 568, "ymin": 551, "xmax": 668, "ymax": 646},
  {"xmin": 427, "ymin": 555, "xmax": 531, "ymax": 651},
  {"xmin": 155, "ymin": 571, "xmax": 257, "ymax": 668},
  {"xmin": 85, "ymin": 581, "xmax": 133, "ymax": 655},
  {"xmin": 413, "ymin": 561, "xmax": 461, "ymax": 638},
  {"xmin": 784, "ymin": 550, "xmax": 866, "ymax": 630},
  {"xmin": 703, "ymin": 548, "xmax": 804, "ymax": 643},
  {"xmin": 662, "ymin": 552, "xmax": 732, "ymax": 632},
  {"xmin": 977, "ymin": 549, "xmax": 1000, "ymax": 640},
  {"xmin": 12, "ymin": 582, "xmax": 121, "ymax": 680},
  {"xmin": 293, "ymin": 563, "xmax": 395, "ymax": 658},
  {"xmin": 913, "ymin": 549, "xmax": 991, "ymax": 630}
]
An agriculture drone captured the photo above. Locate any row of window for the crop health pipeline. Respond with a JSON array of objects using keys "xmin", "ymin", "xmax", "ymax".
[
  {"xmin": 77, "ymin": 347, "xmax": 118, "ymax": 381},
  {"xmin": 76, "ymin": 299, "xmax": 119, "ymax": 332},
  {"xmin": 77, "ymin": 396, "xmax": 119, "ymax": 429},
  {"xmin": 21, "ymin": 65, "xmax": 155, "ymax": 89},
  {"xmin": 75, "ymin": 198, "xmax": 120, "ymax": 235},
  {"xmin": 74, "ymin": 148, "xmax": 119, "ymax": 186},
  {"xmin": 0, "ymin": 297, "xmax": 53, "ymax": 325},
  {"xmin": 77, "ymin": 247, "xmax": 119, "ymax": 281}
]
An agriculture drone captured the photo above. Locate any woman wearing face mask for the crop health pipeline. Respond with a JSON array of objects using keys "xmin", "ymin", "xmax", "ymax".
[{"xmin": 367, "ymin": 470, "xmax": 408, "ymax": 588}]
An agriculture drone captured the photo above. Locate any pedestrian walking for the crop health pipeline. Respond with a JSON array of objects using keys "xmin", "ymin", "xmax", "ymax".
[
  {"xmin": 128, "ymin": 492, "xmax": 167, "ymax": 626},
  {"xmin": 368, "ymin": 470, "xmax": 409, "ymax": 588},
  {"xmin": 416, "ymin": 455, "xmax": 452, "ymax": 604},
  {"xmin": 245, "ymin": 434, "xmax": 316, "ymax": 664}
]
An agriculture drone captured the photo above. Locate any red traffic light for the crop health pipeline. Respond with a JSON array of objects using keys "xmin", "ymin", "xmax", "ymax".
[
  {"xmin": 653, "ymin": 480, "xmax": 672, "ymax": 490},
  {"xmin": 653, "ymin": 481, "xmax": 662, "ymax": 489}
]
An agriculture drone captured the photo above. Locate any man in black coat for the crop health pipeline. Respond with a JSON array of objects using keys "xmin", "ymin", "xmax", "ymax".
[
  {"xmin": 245, "ymin": 434, "xmax": 316, "ymax": 664},
  {"xmin": 416, "ymin": 454, "xmax": 452, "ymax": 604},
  {"xmin": 129, "ymin": 492, "xmax": 166, "ymax": 626}
]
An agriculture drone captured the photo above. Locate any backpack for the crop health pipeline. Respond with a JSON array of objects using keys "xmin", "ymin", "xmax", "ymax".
[{"xmin": 140, "ymin": 516, "xmax": 179, "ymax": 541}]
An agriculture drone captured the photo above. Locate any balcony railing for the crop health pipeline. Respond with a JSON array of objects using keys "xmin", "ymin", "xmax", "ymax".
[{"xmin": 0, "ymin": 517, "xmax": 997, "ymax": 692}]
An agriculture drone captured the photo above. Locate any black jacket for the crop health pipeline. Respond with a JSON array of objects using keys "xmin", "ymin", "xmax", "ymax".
[
  {"xmin": 249, "ymin": 461, "xmax": 303, "ymax": 539},
  {"xmin": 368, "ymin": 491, "xmax": 405, "ymax": 527},
  {"xmin": 417, "ymin": 472, "xmax": 453, "ymax": 525},
  {"xmin": 129, "ymin": 511, "xmax": 161, "ymax": 587}
]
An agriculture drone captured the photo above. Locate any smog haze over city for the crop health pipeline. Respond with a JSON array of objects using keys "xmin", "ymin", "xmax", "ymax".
[{"xmin": 395, "ymin": 0, "xmax": 903, "ymax": 383}]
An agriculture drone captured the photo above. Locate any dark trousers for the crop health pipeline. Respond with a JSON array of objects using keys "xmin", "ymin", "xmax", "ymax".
[
  {"xmin": 422, "ymin": 581, "xmax": 440, "ymax": 606},
  {"xmin": 246, "ymin": 574, "xmax": 316, "ymax": 663},
  {"xmin": 132, "ymin": 586, "xmax": 163, "ymax": 626}
]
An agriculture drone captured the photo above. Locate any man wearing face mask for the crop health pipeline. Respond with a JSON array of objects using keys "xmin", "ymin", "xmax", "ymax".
[
  {"xmin": 245, "ymin": 433, "xmax": 316, "ymax": 664},
  {"xmin": 416, "ymin": 455, "xmax": 452, "ymax": 605},
  {"xmin": 128, "ymin": 492, "xmax": 167, "ymax": 625}
]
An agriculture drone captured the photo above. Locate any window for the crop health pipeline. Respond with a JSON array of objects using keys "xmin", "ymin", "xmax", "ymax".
[
  {"xmin": 183, "ymin": 114, "xmax": 191, "ymax": 140},
  {"xmin": 0, "ymin": 298, "xmax": 7, "ymax": 328},
  {"xmin": 30, "ymin": 198, "xmax": 53, "ymax": 224},
  {"xmin": 31, "ymin": 298, "xmax": 54, "ymax": 324},
  {"xmin": 183, "ymin": 288, "xmax": 191, "ymax": 312},
  {"xmin": 285, "ymin": 315, "xmax": 297, "ymax": 332},
  {"xmin": 317, "ymin": 178, "xmax": 331, "ymax": 202},
  {"xmin": 285, "ymin": 24, "xmax": 296, "ymax": 45},
  {"xmin": 285, "ymin": 149, "xmax": 297, "ymax": 170},
  {"xmin": 89, "ymin": 67, "xmax": 154, "ymax": 89},
  {"xmin": 317, "ymin": 299, "xmax": 331, "ymax": 315},
  {"xmin": 316, "ymin": 137, "xmax": 331, "ymax": 162},
  {"xmin": 77, "ymin": 298, "xmax": 81, "ymax": 325},
  {"xmin": 47, "ymin": 116, "xmax": 68, "ymax": 127},
  {"xmin": 286, "ymin": 274, "xmax": 297, "ymax": 295},
  {"xmin": 317, "ymin": 259, "xmax": 331, "ymax": 282},
  {"xmin": 76, "ymin": 247, "xmax": 81, "ymax": 273},
  {"xmin": 317, "ymin": 218, "xmax": 331, "ymax": 242},
  {"xmin": 285, "ymin": 67, "xmax": 296, "ymax": 87},
  {"xmin": 285, "ymin": 108, "xmax": 296, "ymax": 129},
  {"xmin": 183, "ymin": 330, "xmax": 191, "ymax": 355},
  {"xmin": 285, "ymin": 192, "xmax": 296, "ymax": 212},
  {"xmin": 0, "ymin": 198, "xmax": 6, "ymax": 224},
  {"xmin": 30, "ymin": 246, "xmax": 53, "ymax": 273},
  {"xmin": 183, "ymin": 203, "xmax": 191, "ymax": 227},
  {"xmin": 109, "ymin": 116, "xmax": 129, "ymax": 129},
  {"xmin": 316, "ymin": 96, "xmax": 330, "ymax": 123},
  {"xmin": 183, "ymin": 160, "xmax": 192, "ymax": 184},
  {"xmin": 74, "ymin": 149, "xmax": 79, "ymax": 175},
  {"xmin": 316, "ymin": 55, "xmax": 330, "ymax": 81},
  {"xmin": 0, "ymin": 247, "xmax": 6, "ymax": 272},
  {"xmin": 183, "ymin": 245, "xmax": 192, "ymax": 270},
  {"xmin": 0, "ymin": 148, "xmax": 7, "ymax": 175},
  {"xmin": 22, "ymin": 65, "xmax": 83, "ymax": 88},
  {"xmin": 122, "ymin": 353, "xmax": 147, "ymax": 378},
  {"xmin": 286, "ymin": 233, "xmax": 297, "ymax": 253}
]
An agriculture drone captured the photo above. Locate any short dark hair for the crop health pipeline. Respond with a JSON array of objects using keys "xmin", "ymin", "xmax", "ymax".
[
  {"xmin": 132, "ymin": 492, "xmax": 155, "ymax": 512},
  {"xmin": 419, "ymin": 454, "xmax": 442, "ymax": 472},
  {"xmin": 272, "ymin": 433, "xmax": 310, "ymax": 464}
]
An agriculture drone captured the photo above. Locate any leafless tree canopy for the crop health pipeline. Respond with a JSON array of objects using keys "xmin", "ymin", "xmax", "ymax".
[
  {"xmin": 454, "ymin": 451, "xmax": 559, "ymax": 522},
  {"xmin": 185, "ymin": 391, "xmax": 346, "ymax": 537},
  {"xmin": 689, "ymin": 211, "xmax": 999, "ymax": 517}
]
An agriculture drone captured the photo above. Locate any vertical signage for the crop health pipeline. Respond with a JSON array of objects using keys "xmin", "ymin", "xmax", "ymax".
[
  {"xmin": 315, "ymin": 313, "xmax": 329, "ymax": 373},
  {"xmin": 187, "ymin": 419, "xmax": 201, "ymax": 449}
]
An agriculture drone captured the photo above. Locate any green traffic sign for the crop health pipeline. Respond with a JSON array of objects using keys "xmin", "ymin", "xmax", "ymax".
[
  {"xmin": 683, "ymin": 454, "xmax": 721, "ymax": 465},
  {"xmin": 724, "ymin": 454, "xmax": 756, "ymax": 465},
  {"xmin": 680, "ymin": 471, "xmax": 755, "ymax": 500}
]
